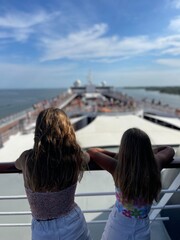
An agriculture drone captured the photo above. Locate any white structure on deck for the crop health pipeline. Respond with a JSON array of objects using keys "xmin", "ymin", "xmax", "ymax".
[
  {"xmin": 76, "ymin": 114, "xmax": 180, "ymax": 148},
  {"xmin": 145, "ymin": 113, "xmax": 180, "ymax": 129}
]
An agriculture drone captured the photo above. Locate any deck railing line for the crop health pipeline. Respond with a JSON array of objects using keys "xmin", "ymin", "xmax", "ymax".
[
  {"xmin": 0, "ymin": 188, "xmax": 179, "ymax": 200},
  {"xmin": 0, "ymin": 157, "xmax": 179, "ymax": 174},
  {"xmin": 0, "ymin": 186, "xmax": 179, "ymax": 227},
  {"xmin": 0, "ymin": 159, "xmax": 179, "ymax": 228},
  {"xmin": 0, "ymin": 217, "xmax": 170, "ymax": 227},
  {"xmin": 0, "ymin": 204, "xmax": 179, "ymax": 217}
]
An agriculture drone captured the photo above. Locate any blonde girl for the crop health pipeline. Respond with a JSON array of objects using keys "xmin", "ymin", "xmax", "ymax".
[{"xmin": 15, "ymin": 108, "xmax": 91, "ymax": 240}]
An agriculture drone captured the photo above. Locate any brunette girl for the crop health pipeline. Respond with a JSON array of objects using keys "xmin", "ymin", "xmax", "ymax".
[{"xmin": 87, "ymin": 128, "xmax": 175, "ymax": 240}]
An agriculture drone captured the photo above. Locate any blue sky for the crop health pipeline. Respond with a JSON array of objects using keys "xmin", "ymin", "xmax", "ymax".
[{"xmin": 0, "ymin": 0, "xmax": 180, "ymax": 88}]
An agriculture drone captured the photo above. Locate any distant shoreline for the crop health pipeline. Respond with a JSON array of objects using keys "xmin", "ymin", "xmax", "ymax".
[{"xmin": 124, "ymin": 86, "xmax": 180, "ymax": 95}]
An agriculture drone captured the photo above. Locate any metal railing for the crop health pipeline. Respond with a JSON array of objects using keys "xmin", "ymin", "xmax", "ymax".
[{"xmin": 0, "ymin": 155, "xmax": 179, "ymax": 228}]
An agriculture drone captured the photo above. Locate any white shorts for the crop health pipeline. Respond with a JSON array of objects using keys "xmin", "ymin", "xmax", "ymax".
[
  {"xmin": 102, "ymin": 206, "xmax": 150, "ymax": 240},
  {"xmin": 32, "ymin": 205, "xmax": 91, "ymax": 240}
]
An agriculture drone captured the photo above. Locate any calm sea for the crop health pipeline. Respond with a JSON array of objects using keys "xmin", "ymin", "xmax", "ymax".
[
  {"xmin": 0, "ymin": 88, "xmax": 180, "ymax": 120},
  {"xmin": 0, "ymin": 89, "xmax": 65, "ymax": 119},
  {"xmin": 119, "ymin": 88, "xmax": 180, "ymax": 109}
]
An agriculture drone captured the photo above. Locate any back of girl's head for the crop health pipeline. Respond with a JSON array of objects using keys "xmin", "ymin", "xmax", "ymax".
[
  {"xmin": 27, "ymin": 108, "xmax": 84, "ymax": 191},
  {"xmin": 35, "ymin": 108, "xmax": 74, "ymax": 145},
  {"xmin": 114, "ymin": 128, "xmax": 161, "ymax": 203}
]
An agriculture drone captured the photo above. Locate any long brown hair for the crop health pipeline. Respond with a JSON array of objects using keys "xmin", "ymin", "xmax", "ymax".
[
  {"xmin": 26, "ymin": 108, "xmax": 84, "ymax": 192},
  {"xmin": 114, "ymin": 128, "xmax": 161, "ymax": 204}
]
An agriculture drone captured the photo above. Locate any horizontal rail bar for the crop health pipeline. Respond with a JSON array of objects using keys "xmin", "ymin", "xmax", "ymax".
[
  {"xmin": 0, "ymin": 192, "xmax": 115, "ymax": 200},
  {"xmin": 0, "ymin": 144, "xmax": 180, "ymax": 173},
  {"xmin": 151, "ymin": 204, "xmax": 180, "ymax": 210},
  {"xmin": 0, "ymin": 211, "xmax": 31, "ymax": 216},
  {"xmin": 0, "ymin": 188, "xmax": 179, "ymax": 200},
  {"xmin": 83, "ymin": 205, "xmax": 180, "ymax": 213},
  {"xmin": 89, "ymin": 217, "xmax": 170, "ymax": 224},
  {"xmin": 161, "ymin": 189, "xmax": 180, "ymax": 193},
  {"xmin": 0, "ymin": 223, "xmax": 31, "ymax": 227},
  {"xmin": 75, "ymin": 192, "xmax": 115, "ymax": 197},
  {"xmin": 0, "ymin": 217, "xmax": 170, "ymax": 227},
  {"xmin": 0, "ymin": 204, "xmax": 179, "ymax": 216},
  {"xmin": 0, "ymin": 195, "xmax": 27, "ymax": 200}
]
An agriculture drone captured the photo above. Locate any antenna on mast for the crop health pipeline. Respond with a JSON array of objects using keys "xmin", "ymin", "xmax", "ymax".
[{"xmin": 87, "ymin": 70, "xmax": 93, "ymax": 85}]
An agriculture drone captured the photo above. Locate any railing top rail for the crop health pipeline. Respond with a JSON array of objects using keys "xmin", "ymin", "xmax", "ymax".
[{"xmin": 0, "ymin": 157, "xmax": 179, "ymax": 174}]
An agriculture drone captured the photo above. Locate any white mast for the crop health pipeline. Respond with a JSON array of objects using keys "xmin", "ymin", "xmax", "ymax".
[{"xmin": 87, "ymin": 70, "xmax": 93, "ymax": 85}]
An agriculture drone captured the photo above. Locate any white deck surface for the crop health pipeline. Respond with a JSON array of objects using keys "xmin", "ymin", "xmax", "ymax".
[
  {"xmin": 76, "ymin": 114, "xmax": 180, "ymax": 148},
  {"xmin": 1, "ymin": 114, "xmax": 180, "ymax": 162}
]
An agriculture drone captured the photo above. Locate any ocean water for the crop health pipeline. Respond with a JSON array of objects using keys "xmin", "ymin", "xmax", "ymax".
[
  {"xmin": 119, "ymin": 88, "xmax": 180, "ymax": 109},
  {"xmin": 0, "ymin": 89, "xmax": 66, "ymax": 119},
  {"xmin": 0, "ymin": 88, "xmax": 180, "ymax": 120}
]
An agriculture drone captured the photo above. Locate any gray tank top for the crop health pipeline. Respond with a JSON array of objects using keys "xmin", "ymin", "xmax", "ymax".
[{"xmin": 25, "ymin": 184, "xmax": 77, "ymax": 220}]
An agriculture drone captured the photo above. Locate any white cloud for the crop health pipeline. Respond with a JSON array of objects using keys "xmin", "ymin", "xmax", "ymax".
[
  {"xmin": 0, "ymin": 10, "xmax": 58, "ymax": 29},
  {"xmin": 168, "ymin": 16, "xmax": 180, "ymax": 32},
  {"xmin": 94, "ymin": 69, "xmax": 180, "ymax": 87},
  {"xmin": 170, "ymin": 0, "xmax": 180, "ymax": 9},
  {"xmin": 0, "ymin": 10, "xmax": 60, "ymax": 42},
  {"xmin": 156, "ymin": 58, "xmax": 180, "ymax": 67},
  {"xmin": 0, "ymin": 62, "xmax": 77, "ymax": 88},
  {"xmin": 1, "ymin": 9, "xmax": 180, "ymax": 64},
  {"xmin": 155, "ymin": 35, "xmax": 180, "ymax": 55},
  {"xmin": 40, "ymin": 24, "xmax": 155, "ymax": 62},
  {"xmin": 39, "ymin": 23, "xmax": 180, "ymax": 62}
]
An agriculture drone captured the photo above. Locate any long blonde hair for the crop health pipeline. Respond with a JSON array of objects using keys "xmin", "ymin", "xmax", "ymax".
[
  {"xmin": 114, "ymin": 128, "xmax": 161, "ymax": 204},
  {"xmin": 26, "ymin": 108, "xmax": 84, "ymax": 191}
]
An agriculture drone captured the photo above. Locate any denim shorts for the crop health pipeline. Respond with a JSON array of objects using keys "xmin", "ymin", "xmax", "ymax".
[
  {"xmin": 101, "ymin": 206, "xmax": 150, "ymax": 240},
  {"xmin": 31, "ymin": 205, "xmax": 91, "ymax": 240}
]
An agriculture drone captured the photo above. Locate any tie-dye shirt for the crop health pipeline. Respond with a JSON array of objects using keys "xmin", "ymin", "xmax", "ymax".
[{"xmin": 115, "ymin": 187, "xmax": 151, "ymax": 219}]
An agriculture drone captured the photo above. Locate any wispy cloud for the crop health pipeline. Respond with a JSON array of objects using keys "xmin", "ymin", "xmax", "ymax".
[
  {"xmin": 0, "ymin": 11, "xmax": 52, "ymax": 28},
  {"xmin": 170, "ymin": 0, "xmax": 180, "ymax": 9},
  {"xmin": 156, "ymin": 58, "xmax": 180, "ymax": 67},
  {"xmin": 1, "ymin": 6, "xmax": 180, "ymax": 66},
  {"xmin": 40, "ymin": 23, "xmax": 180, "ymax": 62},
  {"xmin": 0, "ymin": 62, "xmax": 77, "ymax": 88},
  {"xmin": 168, "ymin": 15, "xmax": 180, "ymax": 32},
  {"xmin": 40, "ymin": 24, "xmax": 154, "ymax": 62},
  {"xmin": 0, "ymin": 10, "xmax": 60, "ymax": 42}
]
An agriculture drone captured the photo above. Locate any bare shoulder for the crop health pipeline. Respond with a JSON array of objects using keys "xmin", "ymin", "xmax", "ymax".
[{"xmin": 15, "ymin": 149, "xmax": 32, "ymax": 170}]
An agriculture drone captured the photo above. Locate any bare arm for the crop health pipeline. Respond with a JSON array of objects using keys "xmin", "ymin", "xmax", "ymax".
[
  {"xmin": 87, "ymin": 148, "xmax": 117, "ymax": 175},
  {"xmin": 153, "ymin": 146, "xmax": 175, "ymax": 170},
  {"xmin": 15, "ymin": 149, "xmax": 32, "ymax": 171},
  {"xmin": 93, "ymin": 148, "xmax": 118, "ymax": 158}
]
